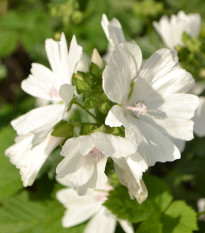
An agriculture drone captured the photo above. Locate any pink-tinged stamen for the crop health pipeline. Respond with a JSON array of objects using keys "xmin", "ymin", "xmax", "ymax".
[
  {"xmin": 126, "ymin": 102, "xmax": 147, "ymax": 117},
  {"xmin": 48, "ymin": 87, "xmax": 60, "ymax": 98}
]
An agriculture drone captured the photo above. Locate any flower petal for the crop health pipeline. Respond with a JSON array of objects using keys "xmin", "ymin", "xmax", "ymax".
[
  {"xmin": 126, "ymin": 119, "xmax": 181, "ymax": 166},
  {"xmin": 56, "ymin": 151, "xmax": 94, "ymax": 187},
  {"xmin": 21, "ymin": 63, "xmax": 60, "ymax": 101},
  {"xmin": 11, "ymin": 104, "xmax": 64, "ymax": 135},
  {"xmin": 5, "ymin": 134, "xmax": 61, "ymax": 186},
  {"xmin": 46, "ymin": 34, "xmax": 82, "ymax": 84},
  {"xmin": 194, "ymin": 97, "xmax": 205, "ymax": 137},
  {"xmin": 103, "ymin": 43, "xmax": 141, "ymax": 104},
  {"xmin": 84, "ymin": 207, "xmax": 116, "ymax": 233},
  {"xmin": 130, "ymin": 48, "xmax": 195, "ymax": 103},
  {"xmin": 91, "ymin": 132, "xmax": 137, "ymax": 158},
  {"xmin": 101, "ymin": 14, "xmax": 125, "ymax": 45},
  {"xmin": 56, "ymin": 188, "xmax": 103, "ymax": 228},
  {"xmin": 113, "ymin": 153, "xmax": 148, "ymax": 203},
  {"xmin": 118, "ymin": 219, "xmax": 134, "ymax": 233},
  {"xmin": 141, "ymin": 94, "xmax": 199, "ymax": 140}
]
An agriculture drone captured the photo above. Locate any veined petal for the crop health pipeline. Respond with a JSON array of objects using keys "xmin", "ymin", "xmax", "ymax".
[
  {"xmin": 105, "ymin": 105, "xmax": 124, "ymax": 127},
  {"xmin": 91, "ymin": 132, "xmax": 137, "ymax": 158},
  {"xmin": 56, "ymin": 188, "xmax": 103, "ymax": 228},
  {"xmin": 84, "ymin": 207, "xmax": 116, "ymax": 233},
  {"xmin": 5, "ymin": 134, "xmax": 62, "ymax": 186},
  {"xmin": 101, "ymin": 14, "xmax": 125, "ymax": 45},
  {"xmin": 67, "ymin": 35, "xmax": 83, "ymax": 83},
  {"xmin": 194, "ymin": 97, "xmax": 205, "ymax": 137},
  {"xmin": 21, "ymin": 63, "xmax": 60, "ymax": 101},
  {"xmin": 76, "ymin": 157, "xmax": 108, "ymax": 195},
  {"xmin": 103, "ymin": 44, "xmax": 133, "ymax": 104},
  {"xmin": 46, "ymin": 33, "xmax": 82, "ymax": 85},
  {"xmin": 126, "ymin": 119, "xmax": 181, "ymax": 166},
  {"xmin": 171, "ymin": 138, "xmax": 186, "ymax": 153},
  {"xmin": 118, "ymin": 219, "xmax": 134, "ymax": 233},
  {"xmin": 131, "ymin": 49, "xmax": 195, "ymax": 102},
  {"xmin": 113, "ymin": 153, "xmax": 148, "ymax": 203},
  {"xmin": 59, "ymin": 84, "xmax": 75, "ymax": 111},
  {"xmin": 11, "ymin": 104, "xmax": 64, "ymax": 135},
  {"xmin": 56, "ymin": 151, "xmax": 94, "ymax": 186},
  {"xmin": 142, "ymin": 94, "xmax": 199, "ymax": 140}
]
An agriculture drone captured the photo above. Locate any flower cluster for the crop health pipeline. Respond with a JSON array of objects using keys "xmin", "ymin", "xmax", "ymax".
[{"xmin": 5, "ymin": 13, "xmax": 201, "ymax": 231}]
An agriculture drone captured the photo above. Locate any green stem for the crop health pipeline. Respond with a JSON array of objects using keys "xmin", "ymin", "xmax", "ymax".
[{"xmin": 74, "ymin": 102, "xmax": 97, "ymax": 120}]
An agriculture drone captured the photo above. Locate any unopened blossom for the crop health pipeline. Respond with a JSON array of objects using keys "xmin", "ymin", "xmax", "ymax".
[
  {"xmin": 153, "ymin": 11, "xmax": 201, "ymax": 48},
  {"xmin": 5, "ymin": 133, "xmax": 62, "ymax": 186},
  {"xmin": 56, "ymin": 186, "xmax": 134, "ymax": 233},
  {"xmin": 56, "ymin": 132, "xmax": 136, "ymax": 195},
  {"xmin": 103, "ymin": 42, "xmax": 199, "ymax": 167}
]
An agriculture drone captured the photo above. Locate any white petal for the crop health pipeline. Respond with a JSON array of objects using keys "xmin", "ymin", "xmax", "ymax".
[
  {"xmin": 101, "ymin": 14, "xmax": 125, "ymax": 45},
  {"xmin": 67, "ymin": 35, "xmax": 83, "ymax": 83},
  {"xmin": 45, "ymin": 34, "xmax": 82, "ymax": 84},
  {"xmin": 75, "ymin": 53, "xmax": 90, "ymax": 72},
  {"xmin": 91, "ymin": 132, "xmax": 137, "ymax": 158},
  {"xmin": 56, "ymin": 151, "xmax": 94, "ymax": 186},
  {"xmin": 11, "ymin": 104, "xmax": 64, "ymax": 135},
  {"xmin": 59, "ymin": 84, "xmax": 75, "ymax": 111},
  {"xmin": 76, "ymin": 157, "xmax": 108, "ymax": 195},
  {"xmin": 103, "ymin": 43, "xmax": 141, "ymax": 104},
  {"xmin": 113, "ymin": 153, "xmax": 148, "ymax": 203},
  {"xmin": 142, "ymin": 94, "xmax": 199, "ymax": 140},
  {"xmin": 126, "ymin": 119, "xmax": 181, "ymax": 166},
  {"xmin": 105, "ymin": 105, "xmax": 124, "ymax": 127},
  {"xmin": 130, "ymin": 49, "xmax": 195, "ymax": 103},
  {"xmin": 56, "ymin": 188, "xmax": 102, "ymax": 228},
  {"xmin": 194, "ymin": 97, "xmax": 205, "ymax": 137},
  {"xmin": 21, "ymin": 63, "xmax": 60, "ymax": 101},
  {"xmin": 84, "ymin": 207, "xmax": 116, "ymax": 233},
  {"xmin": 5, "ymin": 134, "xmax": 61, "ymax": 186},
  {"xmin": 190, "ymin": 82, "xmax": 205, "ymax": 95},
  {"xmin": 171, "ymin": 138, "xmax": 186, "ymax": 153},
  {"xmin": 118, "ymin": 219, "xmax": 134, "ymax": 233}
]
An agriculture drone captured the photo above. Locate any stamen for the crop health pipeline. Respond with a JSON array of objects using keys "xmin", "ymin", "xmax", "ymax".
[
  {"xmin": 48, "ymin": 87, "xmax": 60, "ymax": 98},
  {"xmin": 126, "ymin": 102, "xmax": 147, "ymax": 117}
]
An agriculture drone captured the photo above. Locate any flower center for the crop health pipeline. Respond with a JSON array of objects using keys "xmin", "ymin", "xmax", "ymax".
[
  {"xmin": 126, "ymin": 102, "xmax": 147, "ymax": 117},
  {"xmin": 48, "ymin": 87, "xmax": 60, "ymax": 98},
  {"xmin": 87, "ymin": 147, "xmax": 104, "ymax": 161}
]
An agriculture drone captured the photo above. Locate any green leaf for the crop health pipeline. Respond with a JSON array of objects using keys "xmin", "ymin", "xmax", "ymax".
[
  {"xmin": 136, "ymin": 213, "xmax": 163, "ymax": 233},
  {"xmin": 104, "ymin": 175, "xmax": 173, "ymax": 223},
  {"xmin": 0, "ymin": 125, "xmax": 22, "ymax": 200},
  {"xmin": 72, "ymin": 72, "xmax": 92, "ymax": 94},
  {"xmin": 89, "ymin": 62, "xmax": 103, "ymax": 79},
  {"xmin": 51, "ymin": 120, "xmax": 73, "ymax": 138},
  {"xmin": 0, "ymin": 190, "xmax": 85, "ymax": 233},
  {"xmin": 163, "ymin": 201, "xmax": 198, "ymax": 233}
]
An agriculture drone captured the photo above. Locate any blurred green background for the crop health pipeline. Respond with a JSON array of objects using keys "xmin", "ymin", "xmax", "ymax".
[{"xmin": 0, "ymin": 0, "xmax": 205, "ymax": 232}]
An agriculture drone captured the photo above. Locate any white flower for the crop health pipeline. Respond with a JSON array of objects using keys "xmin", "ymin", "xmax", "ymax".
[
  {"xmin": 5, "ymin": 133, "xmax": 62, "ymax": 186},
  {"xmin": 56, "ymin": 132, "xmax": 136, "ymax": 195},
  {"xmin": 197, "ymin": 198, "xmax": 205, "ymax": 221},
  {"xmin": 11, "ymin": 33, "xmax": 82, "ymax": 147},
  {"xmin": 153, "ymin": 11, "xmax": 201, "ymax": 48},
  {"xmin": 56, "ymin": 186, "xmax": 134, "ymax": 233},
  {"xmin": 103, "ymin": 42, "xmax": 199, "ymax": 166}
]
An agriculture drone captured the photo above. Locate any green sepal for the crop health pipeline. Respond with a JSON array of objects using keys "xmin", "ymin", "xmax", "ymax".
[{"xmin": 51, "ymin": 120, "xmax": 73, "ymax": 138}]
